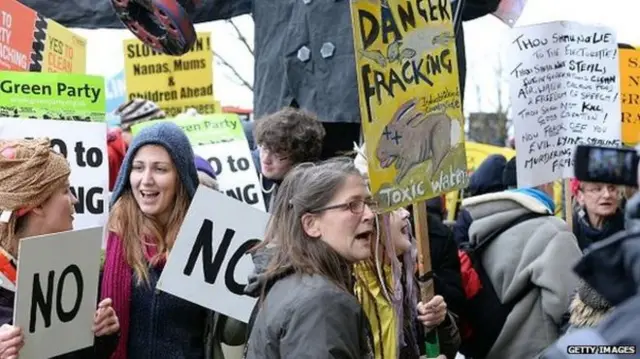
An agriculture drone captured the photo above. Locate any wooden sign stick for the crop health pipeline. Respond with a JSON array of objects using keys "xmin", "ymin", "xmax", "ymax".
[{"xmin": 413, "ymin": 200, "xmax": 440, "ymax": 357}]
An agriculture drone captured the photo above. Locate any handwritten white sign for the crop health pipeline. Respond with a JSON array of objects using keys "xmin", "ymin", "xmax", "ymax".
[{"xmin": 508, "ymin": 21, "xmax": 622, "ymax": 187}]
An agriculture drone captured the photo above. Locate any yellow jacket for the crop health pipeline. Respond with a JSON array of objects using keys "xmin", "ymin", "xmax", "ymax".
[{"xmin": 354, "ymin": 262, "xmax": 396, "ymax": 359}]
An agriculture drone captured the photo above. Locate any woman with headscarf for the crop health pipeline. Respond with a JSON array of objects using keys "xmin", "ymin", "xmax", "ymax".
[
  {"xmin": 352, "ymin": 144, "xmax": 461, "ymax": 359},
  {"xmin": 101, "ymin": 122, "xmax": 246, "ymax": 359},
  {"xmin": 0, "ymin": 139, "xmax": 119, "ymax": 358}
]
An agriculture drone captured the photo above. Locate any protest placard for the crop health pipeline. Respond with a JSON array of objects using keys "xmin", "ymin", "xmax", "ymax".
[
  {"xmin": 123, "ymin": 33, "xmax": 217, "ymax": 116},
  {"xmin": 620, "ymin": 45, "xmax": 640, "ymax": 145},
  {"xmin": 0, "ymin": 0, "xmax": 86, "ymax": 73},
  {"xmin": 157, "ymin": 187, "xmax": 269, "ymax": 323},
  {"xmin": 133, "ymin": 114, "xmax": 266, "ymax": 211},
  {"xmin": 349, "ymin": 1, "xmax": 468, "ymax": 211},
  {"xmin": 0, "ymin": 118, "xmax": 108, "ymax": 229},
  {"xmin": 508, "ymin": 21, "xmax": 622, "ymax": 188},
  {"xmin": 0, "ymin": 71, "xmax": 106, "ymax": 121},
  {"xmin": 13, "ymin": 227, "xmax": 103, "ymax": 358}
]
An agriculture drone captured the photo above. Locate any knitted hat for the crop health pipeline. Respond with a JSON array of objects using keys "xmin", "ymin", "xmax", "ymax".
[
  {"xmin": 194, "ymin": 155, "xmax": 216, "ymax": 179},
  {"xmin": 502, "ymin": 157, "xmax": 517, "ymax": 188},
  {"xmin": 115, "ymin": 99, "xmax": 166, "ymax": 131},
  {"xmin": 110, "ymin": 122, "xmax": 198, "ymax": 206}
]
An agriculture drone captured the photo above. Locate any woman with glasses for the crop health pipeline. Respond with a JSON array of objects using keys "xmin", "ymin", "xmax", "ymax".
[
  {"xmin": 560, "ymin": 179, "xmax": 625, "ymax": 336},
  {"xmin": 243, "ymin": 158, "xmax": 376, "ymax": 358},
  {"xmin": 571, "ymin": 179, "xmax": 624, "ymax": 252}
]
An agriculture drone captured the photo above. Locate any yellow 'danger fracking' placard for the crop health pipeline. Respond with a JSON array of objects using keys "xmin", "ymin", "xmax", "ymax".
[
  {"xmin": 350, "ymin": 0, "xmax": 468, "ymax": 211},
  {"xmin": 123, "ymin": 32, "xmax": 214, "ymax": 114}
]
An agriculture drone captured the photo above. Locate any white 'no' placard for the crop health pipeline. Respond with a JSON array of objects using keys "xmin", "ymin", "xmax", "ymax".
[
  {"xmin": 13, "ymin": 227, "xmax": 103, "ymax": 358},
  {"xmin": 157, "ymin": 186, "xmax": 270, "ymax": 323}
]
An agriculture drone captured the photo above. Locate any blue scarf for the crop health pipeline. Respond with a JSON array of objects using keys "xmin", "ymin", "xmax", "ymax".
[{"xmin": 510, "ymin": 188, "xmax": 555, "ymax": 214}]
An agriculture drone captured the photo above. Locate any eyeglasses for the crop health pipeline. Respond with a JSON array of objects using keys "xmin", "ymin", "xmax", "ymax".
[
  {"xmin": 258, "ymin": 145, "xmax": 290, "ymax": 162},
  {"xmin": 309, "ymin": 198, "xmax": 378, "ymax": 214},
  {"xmin": 581, "ymin": 184, "xmax": 618, "ymax": 195}
]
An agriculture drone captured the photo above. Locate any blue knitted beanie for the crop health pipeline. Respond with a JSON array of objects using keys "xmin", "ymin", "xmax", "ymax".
[{"xmin": 110, "ymin": 122, "xmax": 198, "ymax": 206}]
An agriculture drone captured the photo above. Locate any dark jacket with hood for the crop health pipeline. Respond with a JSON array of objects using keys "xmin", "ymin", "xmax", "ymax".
[
  {"xmin": 541, "ymin": 227, "xmax": 640, "ymax": 358},
  {"xmin": 453, "ymin": 154, "xmax": 507, "ymax": 245},
  {"xmin": 0, "ymin": 272, "xmax": 118, "ymax": 359},
  {"xmin": 243, "ymin": 246, "xmax": 374, "ymax": 359}
]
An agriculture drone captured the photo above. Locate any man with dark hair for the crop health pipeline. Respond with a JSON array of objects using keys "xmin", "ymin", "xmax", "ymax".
[{"xmin": 252, "ymin": 107, "xmax": 326, "ymax": 211}]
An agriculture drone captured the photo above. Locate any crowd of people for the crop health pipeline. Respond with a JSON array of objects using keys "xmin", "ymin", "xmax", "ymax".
[{"xmin": 0, "ymin": 98, "xmax": 636, "ymax": 359}]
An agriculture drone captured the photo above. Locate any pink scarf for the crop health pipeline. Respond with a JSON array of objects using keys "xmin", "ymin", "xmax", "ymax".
[{"xmin": 101, "ymin": 232, "xmax": 163, "ymax": 359}]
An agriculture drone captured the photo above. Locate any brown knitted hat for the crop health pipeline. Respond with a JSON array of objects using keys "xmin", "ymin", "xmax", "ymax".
[{"xmin": 0, "ymin": 138, "xmax": 70, "ymax": 255}]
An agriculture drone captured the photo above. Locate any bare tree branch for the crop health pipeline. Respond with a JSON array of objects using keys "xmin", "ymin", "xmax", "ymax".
[
  {"xmin": 212, "ymin": 50, "xmax": 254, "ymax": 91},
  {"xmin": 227, "ymin": 19, "xmax": 254, "ymax": 57}
]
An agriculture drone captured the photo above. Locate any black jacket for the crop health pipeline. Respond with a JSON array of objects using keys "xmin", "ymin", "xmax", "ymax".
[{"xmin": 426, "ymin": 212, "xmax": 465, "ymax": 318}]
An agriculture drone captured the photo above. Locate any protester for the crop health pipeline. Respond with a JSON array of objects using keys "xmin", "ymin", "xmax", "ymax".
[
  {"xmin": 0, "ymin": 139, "xmax": 119, "ymax": 358},
  {"xmin": 194, "ymin": 154, "xmax": 219, "ymax": 191},
  {"xmin": 453, "ymin": 154, "xmax": 508, "ymax": 245},
  {"xmin": 353, "ymin": 146, "xmax": 462, "ymax": 359},
  {"xmin": 102, "ymin": 123, "xmax": 245, "ymax": 359},
  {"xmin": 541, "ymin": 225, "xmax": 640, "ymax": 358},
  {"xmin": 243, "ymin": 158, "xmax": 376, "ymax": 358},
  {"xmin": 252, "ymin": 107, "xmax": 326, "ymax": 211},
  {"xmin": 107, "ymin": 99, "xmax": 166, "ymax": 191},
  {"xmin": 459, "ymin": 161, "xmax": 583, "ymax": 358},
  {"xmin": 570, "ymin": 178, "xmax": 625, "ymax": 252}
]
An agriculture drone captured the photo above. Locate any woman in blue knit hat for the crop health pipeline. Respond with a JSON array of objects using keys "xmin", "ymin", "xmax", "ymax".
[{"xmin": 101, "ymin": 122, "xmax": 246, "ymax": 359}]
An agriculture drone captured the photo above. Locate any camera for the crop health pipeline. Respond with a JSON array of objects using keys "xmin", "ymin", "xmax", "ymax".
[{"xmin": 573, "ymin": 145, "xmax": 639, "ymax": 187}]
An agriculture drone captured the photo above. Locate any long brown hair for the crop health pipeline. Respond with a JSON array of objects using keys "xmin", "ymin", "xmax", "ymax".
[
  {"xmin": 108, "ymin": 182, "xmax": 190, "ymax": 284},
  {"xmin": 254, "ymin": 157, "xmax": 364, "ymax": 294}
]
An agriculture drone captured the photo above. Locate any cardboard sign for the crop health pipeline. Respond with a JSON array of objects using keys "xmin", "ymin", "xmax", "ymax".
[
  {"xmin": 13, "ymin": 227, "xmax": 103, "ymax": 358},
  {"xmin": 157, "ymin": 186, "xmax": 269, "ymax": 323},
  {"xmin": 0, "ymin": 71, "xmax": 106, "ymax": 121},
  {"xmin": 123, "ymin": 32, "xmax": 217, "ymax": 117},
  {"xmin": 349, "ymin": 0, "xmax": 468, "ymax": 211},
  {"xmin": 0, "ymin": 0, "xmax": 87, "ymax": 73},
  {"xmin": 507, "ymin": 21, "xmax": 621, "ymax": 187},
  {"xmin": 0, "ymin": 118, "xmax": 109, "ymax": 229}
]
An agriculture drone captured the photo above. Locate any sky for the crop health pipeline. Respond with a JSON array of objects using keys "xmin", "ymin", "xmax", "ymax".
[{"xmin": 71, "ymin": 0, "xmax": 640, "ymax": 113}]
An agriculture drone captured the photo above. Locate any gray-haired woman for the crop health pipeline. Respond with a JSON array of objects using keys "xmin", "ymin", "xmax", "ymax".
[{"xmin": 244, "ymin": 158, "xmax": 376, "ymax": 358}]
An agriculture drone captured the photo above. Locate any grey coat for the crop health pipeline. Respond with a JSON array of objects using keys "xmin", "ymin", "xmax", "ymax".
[
  {"xmin": 243, "ymin": 246, "xmax": 373, "ymax": 359},
  {"xmin": 245, "ymin": 274, "xmax": 374, "ymax": 359}
]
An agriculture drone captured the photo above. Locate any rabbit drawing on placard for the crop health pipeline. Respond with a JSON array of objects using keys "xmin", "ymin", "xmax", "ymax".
[{"xmin": 376, "ymin": 98, "xmax": 461, "ymax": 183}]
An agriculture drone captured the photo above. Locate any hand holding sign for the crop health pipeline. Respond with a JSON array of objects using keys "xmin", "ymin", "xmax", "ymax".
[
  {"xmin": 0, "ymin": 324, "xmax": 23, "ymax": 359},
  {"xmin": 92, "ymin": 298, "xmax": 119, "ymax": 337}
]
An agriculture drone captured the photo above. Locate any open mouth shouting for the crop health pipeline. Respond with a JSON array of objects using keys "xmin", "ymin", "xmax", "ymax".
[{"xmin": 355, "ymin": 229, "xmax": 373, "ymax": 241}]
